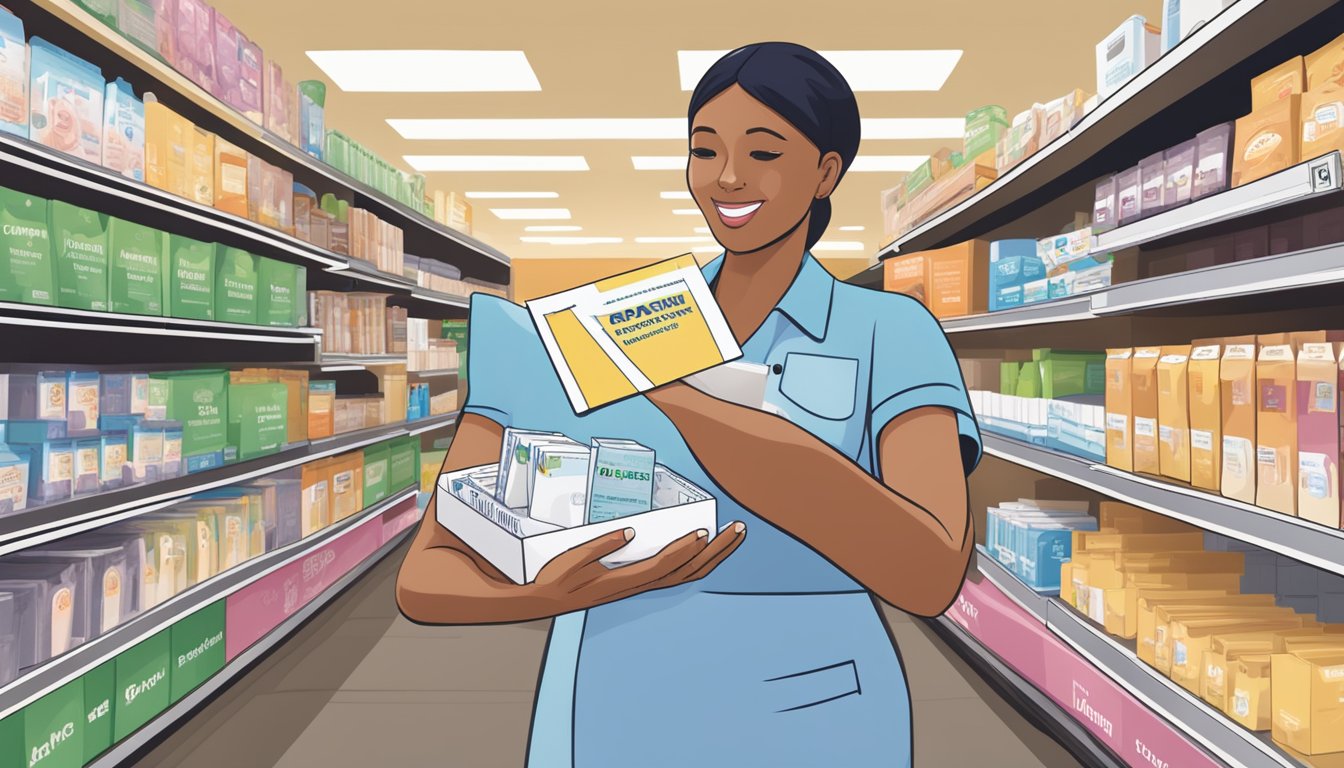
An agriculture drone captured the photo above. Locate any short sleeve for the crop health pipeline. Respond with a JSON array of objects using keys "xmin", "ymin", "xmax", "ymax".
[
  {"xmin": 869, "ymin": 295, "xmax": 982, "ymax": 475},
  {"xmin": 461, "ymin": 295, "xmax": 540, "ymax": 428}
]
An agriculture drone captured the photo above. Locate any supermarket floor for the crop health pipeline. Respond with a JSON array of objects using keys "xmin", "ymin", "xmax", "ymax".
[{"xmin": 133, "ymin": 542, "xmax": 1085, "ymax": 768}]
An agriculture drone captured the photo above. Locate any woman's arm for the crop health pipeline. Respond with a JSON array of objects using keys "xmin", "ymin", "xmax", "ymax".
[
  {"xmin": 644, "ymin": 383, "xmax": 970, "ymax": 616},
  {"xmin": 395, "ymin": 413, "xmax": 747, "ymax": 625}
]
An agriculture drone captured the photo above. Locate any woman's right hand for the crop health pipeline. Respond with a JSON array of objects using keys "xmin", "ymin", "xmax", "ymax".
[{"xmin": 531, "ymin": 523, "xmax": 746, "ymax": 612}]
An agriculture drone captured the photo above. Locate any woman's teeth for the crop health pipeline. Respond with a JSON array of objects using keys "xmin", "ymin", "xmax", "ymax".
[{"xmin": 715, "ymin": 201, "xmax": 762, "ymax": 218}]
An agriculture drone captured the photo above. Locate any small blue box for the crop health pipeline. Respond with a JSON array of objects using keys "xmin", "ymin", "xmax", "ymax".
[{"xmin": 4, "ymin": 420, "xmax": 69, "ymax": 443}]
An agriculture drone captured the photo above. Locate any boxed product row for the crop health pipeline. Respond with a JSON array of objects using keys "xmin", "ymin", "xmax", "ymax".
[
  {"xmin": 407, "ymin": 317, "xmax": 460, "ymax": 373},
  {"xmin": 1062, "ymin": 504, "xmax": 1344, "ymax": 756},
  {"xmin": 308, "ymin": 291, "xmax": 431, "ymax": 356},
  {"xmin": 963, "ymin": 351, "xmax": 1107, "ymax": 461},
  {"xmin": 402, "ymin": 254, "xmax": 507, "ymax": 300},
  {"xmin": 0, "ymin": 185, "xmax": 306, "ymax": 324},
  {"xmin": 1104, "ymin": 334, "xmax": 1344, "ymax": 527},
  {"xmin": 297, "ymin": 437, "xmax": 419, "ymax": 545},
  {"xmin": 984, "ymin": 499, "xmax": 1097, "ymax": 593}
]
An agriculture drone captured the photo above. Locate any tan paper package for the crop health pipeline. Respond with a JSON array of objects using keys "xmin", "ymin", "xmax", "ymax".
[
  {"xmin": 1106, "ymin": 348, "xmax": 1135, "ymax": 472},
  {"xmin": 1132, "ymin": 347, "xmax": 1163, "ymax": 474},
  {"xmin": 1153, "ymin": 610, "xmax": 1303, "ymax": 676},
  {"xmin": 1257, "ymin": 334, "xmax": 1300, "ymax": 515},
  {"xmin": 1158, "ymin": 345, "xmax": 1193, "ymax": 482},
  {"xmin": 1306, "ymin": 31, "xmax": 1344, "ymax": 91},
  {"xmin": 1170, "ymin": 618, "xmax": 1308, "ymax": 694},
  {"xmin": 1189, "ymin": 341, "xmax": 1223, "ymax": 491},
  {"xmin": 1251, "ymin": 57, "xmax": 1306, "ymax": 111},
  {"xmin": 1230, "ymin": 654, "xmax": 1274, "ymax": 731},
  {"xmin": 1302, "ymin": 86, "xmax": 1344, "ymax": 163},
  {"xmin": 1232, "ymin": 96, "xmax": 1302, "ymax": 187},
  {"xmin": 1138, "ymin": 596, "xmax": 1278, "ymax": 667},
  {"xmin": 1272, "ymin": 650, "xmax": 1344, "ymax": 755},
  {"xmin": 1221, "ymin": 341, "xmax": 1259, "ymax": 502},
  {"xmin": 1204, "ymin": 626, "xmax": 1343, "ymax": 712},
  {"xmin": 1098, "ymin": 501, "xmax": 1197, "ymax": 533}
]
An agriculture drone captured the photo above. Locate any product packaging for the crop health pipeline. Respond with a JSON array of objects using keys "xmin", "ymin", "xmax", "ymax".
[
  {"xmin": 586, "ymin": 438, "xmax": 656, "ymax": 523},
  {"xmin": 236, "ymin": 33, "xmax": 263, "ymax": 123},
  {"xmin": 1093, "ymin": 176, "xmax": 1117, "ymax": 232},
  {"xmin": 1252, "ymin": 57, "xmax": 1307, "ymax": 111},
  {"xmin": 1256, "ymin": 334, "xmax": 1302, "ymax": 515},
  {"xmin": 107, "ymin": 216, "xmax": 165, "ymax": 316},
  {"xmin": 170, "ymin": 0, "xmax": 214, "ymax": 93},
  {"xmin": 1221, "ymin": 342, "xmax": 1260, "ymax": 503},
  {"xmin": 1131, "ymin": 347, "xmax": 1163, "ymax": 475},
  {"xmin": 99, "ymin": 430, "xmax": 127, "ymax": 491},
  {"xmin": 300, "ymin": 458, "xmax": 331, "ymax": 537},
  {"xmin": 1232, "ymin": 96, "xmax": 1302, "ymax": 187},
  {"xmin": 0, "ymin": 186, "xmax": 57, "ymax": 306},
  {"xmin": 143, "ymin": 95, "xmax": 190, "ymax": 198},
  {"xmin": 255, "ymin": 257, "xmax": 299, "ymax": 327},
  {"xmin": 1157, "ymin": 346, "xmax": 1193, "ymax": 482},
  {"xmin": 28, "ymin": 38, "xmax": 104, "ymax": 163},
  {"xmin": 263, "ymin": 60, "xmax": 293, "ymax": 142},
  {"xmin": 298, "ymin": 80, "xmax": 325, "ymax": 160},
  {"xmin": 188, "ymin": 125, "xmax": 213, "ymax": 206},
  {"xmin": 148, "ymin": 370, "xmax": 230, "ymax": 472},
  {"xmin": 115, "ymin": 0, "xmax": 158, "ymax": 56},
  {"xmin": 1116, "ymin": 166, "xmax": 1142, "ymax": 225},
  {"xmin": 1096, "ymin": 16, "xmax": 1160, "ymax": 99},
  {"xmin": 50, "ymin": 200, "xmax": 110, "ymax": 311},
  {"xmin": 211, "ymin": 10, "xmax": 242, "ymax": 110},
  {"xmin": 987, "ymin": 239, "xmax": 1041, "ymax": 312},
  {"xmin": 362, "ymin": 442, "xmax": 391, "ymax": 506},
  {"xmin": 1272, "ymin": 651, "xmax": 1344, "ymax": 754},
  {"xmin": 0, "ymin": 443, "xmax": 31, "ymax": 513},
  {"xmin": 212, "ymin": 137, "xmax": 248, "ymax": 218},
  {"xmin": 329, "ymin": 452, "xmax": 363, "ymax": 522},
  {"xmin": 111, "ymin": 630, "xmax": 170, "ymax": 741},
  {"xmin": 963, "ymin": 105, "xmax": 1009, "ymax": 164},
  {"xmin": 1193, "ymin": 122, "xmax": 1234, "ymax": 200},
  {"xmin": 0, "ymin": 7, "xmax": 26, "ymax": 138},
  {"xmin": 214, "ymin": 246, "xmax": 257, "ymax": 324},
  {"xmin": 1164, "ymin": 139, "xmax": 1197, "ymax": 209},
  {"xmin": 925, "ymin": 241, "xmax": 988, "ymax": 318},
  {"xmin": 102, "ymin": 77, "xmax": 145, "ymax": 181},
  {"xmin": 14, "ymin": 439, "xmax": 75, "ymax": 503},
  {"xmin": 1301, "ymin": 86, "xmax": 1344, "ymax": 163},
  {"xmin": 529, "ymin": 442, "xmax": 590, "ymax": 527},
  {"xmin": 67, "ymin": 370, "xmax": 100, "ymax": 435},
  {"xmin": 307, "ymin": 379, "xmax": 335, "ymax": 439},
  {"xmin": 168, "ymin": 234, "xmax": 214, "ymax": 320},
  {"xmin": 1139, "ymin": 150, "xmax": 1167, "ymax": 218},
  {"xmin": 1188, "ymin": 342, "xmax": 1224, "ymax": 491},
  {"xmin": 226, "ymin": 381, "xmax": 287, "ymax": 461},
  {"xmin": 1296, "ymin": 342, "xmax": 1341, "ymax": 528}
]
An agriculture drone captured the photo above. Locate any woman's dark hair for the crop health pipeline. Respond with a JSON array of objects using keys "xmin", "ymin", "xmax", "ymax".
[{"xmin": 687, "ymin": 43, "xmax": 861, "ymax": 251}]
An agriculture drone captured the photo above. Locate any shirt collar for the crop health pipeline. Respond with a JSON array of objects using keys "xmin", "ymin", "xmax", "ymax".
[{"xmin": 700, "ymin": 252, "xmax": 835, "ymax": 341}]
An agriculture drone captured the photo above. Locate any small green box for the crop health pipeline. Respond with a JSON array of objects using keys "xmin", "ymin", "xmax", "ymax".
[
  {"xmin": 255, "ymin": 257, "xmax": 299, "ymax": 328},
  {"xmin": 168, "ymin": 235, "xmax": 215, "ymax": 321},
  {"xmin": 0, "ymin": 677, "xmax": 85, "ymax": 768},
  {"xmin": 227, "ymin": 382, "xmax": 288, "ymax": 461},
  {"xmin": 0, "ymin": 186, "xmax": 57, "ymax": 306},
  {"xmin": 50, "ymin": 201, "xmax": 110, "ymax": 312},
  {"xmin": 108, "ymin": 217, "xmax": 165, "ymax": 316},
  {"xmin": 363, "ymin": 442, "xmax": 391, "ymax": 504},
  {"xmin": 215, "ymin": 246, "xmax": 258, "ymax": 325},
  {"xmin": 82, "ymin": 660, "xmax": 116, "ymax": 764},
  {"xmin": 964, "ymin": 105, "xmax": 1010, "ymax": 162},
  {"xmin": 149, "ymin": 371, "xmax": 230, "ymax": 472},
  {"xmin": 170, "ymin": 601, "xmax": 225, "ymax": 702},
  {"xmin": 113, "ymin": 629, "xmax": 171, "ymax": 742},
  {"xmin": 903, "ymin": 159, "xmax": 934, "ymax": 197},
  {"xmin": 388, "ymin": 436, "xmax": 416, "ymax": 492}
]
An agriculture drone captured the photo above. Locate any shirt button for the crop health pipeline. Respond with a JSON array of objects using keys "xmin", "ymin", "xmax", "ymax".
[{"xmin": 772, "ymin": 363, "xmax": 783, "ymax": 375}]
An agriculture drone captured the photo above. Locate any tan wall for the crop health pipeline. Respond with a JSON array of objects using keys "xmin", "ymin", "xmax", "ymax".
[{"xmin": 512, "ymin": 256, "xmax": 872, "ymax": 302}]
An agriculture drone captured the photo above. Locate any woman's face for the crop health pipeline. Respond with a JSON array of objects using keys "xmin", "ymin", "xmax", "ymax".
[{"xmin": 688, "ymin": 84, "xmax": 843, "ymax": 255}]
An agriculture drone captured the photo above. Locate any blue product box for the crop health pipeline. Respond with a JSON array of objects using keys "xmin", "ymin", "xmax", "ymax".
[
  {"xmin": 0, "ymin": 442, "xmax": 30, "ymax": 514},
  {"xmin": 988, "ymin": 239, "xmax": 1041, "ymax": 311},
  {"xmin": 99, "ymin": 414, "xmax": 142, "ymax": 434},
  {"xmin": 13, "ymin": 440, "xmax": 74, "ymax": 503},
  {"xmin": 992, "ymin": 285, "xmax": 1024, "ymax": 312},
  {"xmin": 101, "ymin": 373, "xmax": 134, "ymax": 416},
  {"xmin": 5, "ymin": 420, "xmax": 69, "ymax": 443},
  {"xmin": 36, "ymin": 371, "xmax": 68, "ymax": 421},
  {"xmin": 67, "ymin": 371, "xmax": 100, "ymax": 435},
  {"xmin": 1023, "ymin": 279, "xmax": 1050, "ymax": 305},
  {"xmin": 99, "ymin": 431, "xmax": 128, "ymax": 491},
  {"xmin": 163, "ymin": 424, "xmax": 183, "ymax": 480},
  {"xmin": 73, "ymin": 437, "xmax": 100, "ymax": 495}
]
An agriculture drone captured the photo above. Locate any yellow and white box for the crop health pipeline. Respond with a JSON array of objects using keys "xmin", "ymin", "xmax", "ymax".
[{"xmin": 527, "ymin": 255, "xmax": 742, "ymax": 414}]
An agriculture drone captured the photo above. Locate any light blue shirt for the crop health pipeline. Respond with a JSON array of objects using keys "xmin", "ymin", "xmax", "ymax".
[{"xmin": 462, "ymin": 253, "xmax": 981, "ymax": 766}]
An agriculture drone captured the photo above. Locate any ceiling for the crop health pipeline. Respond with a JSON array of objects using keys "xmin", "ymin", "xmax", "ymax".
[{"xmin": 208, "ymin": 0, "xmax": 1162, "ymax": 266}]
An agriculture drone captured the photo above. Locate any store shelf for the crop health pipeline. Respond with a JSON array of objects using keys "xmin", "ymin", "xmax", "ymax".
[
  {"xmin": 408, "ymin": 287, "xmax": 472, "ymax": 309},
  {"xmin": 318, "ymin": 353, "xmax": 409, "ymax": 369},
  {"xmin": 409, "ymin": 367, "xmax": 460, "ymax": 378},
  {"xmin": 407, "ymin": 412, "xmax": 460, "ymax": 436},
  {"xmin": 0, "ymin": 421, "xmax": 413, "ymax": 556},
  {"xmin": 0, "ymin": 487, "xmax": 417, "ymax": 721},
  {"xmin": 973, "ymin": 546, "xmax": 1049, "ymax": 623},
  {"xmin": 25, "ymin": 0, "xmax": 508, "ymax": 272},
  {"xmin": 878, "ymin": 0, "xmax": 1335, "ymax": 257},
  {"xmin": 981, "ymin": 433, "xmax": 1344, "ymax": 577},
  {"xmin": 1046, "ymin": 600, "xmax": 1299, "ymax": 768},
  {"xmin": 1094, "ymin": 152, "xmax": 1343, "ymax": 254},
  {"xmin": 0, "ymin": 301, "xmax": 322, "ymax": 346},
  {"xmin": 941, "ymin": 296, "xmax": 1095, "ymax": 334}
]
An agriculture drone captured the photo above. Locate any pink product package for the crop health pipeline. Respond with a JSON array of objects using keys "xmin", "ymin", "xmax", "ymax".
[
  {"xmin": 264, "ymin": 60, "xmax": 291, "ymax": 141},
  {"xmin": 171, "ymin": 0, "xmax": 215, "ymax": 93},
  {"xmin": 151, "ymin": 0, "xmax": 174, "ymax": 63},
  {"xmin": 211, "ymin": 11, "xmax": 241, "ymax": 109},
  {"xmin": 236, "ymin": 34, "xmax": 263, "ymax": 123}
]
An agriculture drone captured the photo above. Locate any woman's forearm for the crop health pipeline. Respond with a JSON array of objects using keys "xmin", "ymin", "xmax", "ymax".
[{"xmin": 646, "ymin": 385, "xmax": 970, "ymax": 614}]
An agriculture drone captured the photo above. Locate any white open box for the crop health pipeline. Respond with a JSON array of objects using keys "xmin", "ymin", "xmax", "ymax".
[{"xmin": 437, "ymin": 463, "xmax": 718, "ymax": 584}]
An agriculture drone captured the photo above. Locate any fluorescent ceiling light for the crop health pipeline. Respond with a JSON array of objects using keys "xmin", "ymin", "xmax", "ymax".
[
  {"xmin": 812, "ymin": 241, "xmax": 866, "ymax": 252},
  {"xmin": 694, "ymin": 227, "xmax": 711, "ymax": 234},
  {"xmin": 661, "ymin": 191, "xmax": 693, "ymax": 200},
  {"xmin": 634, "ymin": 236, "xmax": 715, "ymax": 244},
  {"xmin": 390, "ymin": 118, "xmax": 683, "ymax": 140},
  {"xmin": 521, "ymin": 236, "xmax": 623, "ymax": 245},
  {"xmin": 672, "ymin": 209, "xmax": 701, "ymax": 216},
  {"xmin": 862, "ymin": 118, "xmax": 964, "ymax": 139},
  {"xmin": 633, "ymin": 156, "xmax": 687, "ymax": 170},
  {"xmin": 404, "ymin": 156, "xmax": 588, "ymax": 172},
  {"xmin": 693, "ymin": 245, "xmax": 723, "ymax": 253},
  {"xmin": 307, "ymin": 50, "xmax": 540, "ymax": 92},
  {"xmin": 838, "ymin": 225, "xmax": 866, "ymax": 231},
  {"xmin": 465, "ymin": 191, "xmax": 559, "ymax": 199},
  {"xmin": 491, "ymin": 208, "xmax": 571, "ymax": 220},
  {"xmin": 679, "ymin": 50, "xmax": 962, "ymax": 91},
  {"xmin": 525, "ymin": 225, "xmax": 582, "ymax": 232},
  {"xmin": 849, "ymin": 156, "xmax": 927, "ymax": 172}
]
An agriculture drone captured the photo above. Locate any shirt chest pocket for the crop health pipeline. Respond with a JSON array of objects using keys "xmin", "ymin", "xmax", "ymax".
[{"xmin": 778, "ymin": 353, "xmax": 859, "ymax": 421}]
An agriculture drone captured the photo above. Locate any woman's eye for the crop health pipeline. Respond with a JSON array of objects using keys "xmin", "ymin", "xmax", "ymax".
[
  {"xmin": 690, "ymin": 147, "xmax": 717, "ymax": 159},
  {"xmin": 750, "ymin": 150, "xmax": 782, "ymax": 161}
]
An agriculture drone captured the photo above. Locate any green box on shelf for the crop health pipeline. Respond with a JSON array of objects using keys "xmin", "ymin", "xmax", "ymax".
[
  {"xmin": 148, "ymin": 370, "xmax": 231, "ymax": 472},
  {"xmin": 170, "ymin": 601, "xmax": 225, "ymax": 702},
  {"xmin": 113, "ymin": 628, "xmax": 170, "ymax": 743},
  {"xmin": 114, "ymin": 0, "xmax": 160, "ymax": 59},
  {"xmin": 82, "ymin": 660, "xmax": 116, "ymax": 764},
  {"xmin": 108, "ymin": 216, "xmax": 165, "ymax": 316},
  {"xmin": 964, "ymin": 105, "xmax": 1010, "ymax": 162},
  {"xmin": 0, "ymin": 185, "xmax": 57, "ymax": 306},
  {"xmin": 0, "ymin": 677, "xmax": 85, "ymax": 768},
  {"xmin": 388, "ymin": 436, "xmax": 417, "ymax": 492},
  {"xmin": 363, "ymin": 442, "xmax": 391, "ymax": 505},
  {"xmin": 904, "ymin": 158, "xmax": 934, "ymax": 197},
  {"xmin": 72, "ymin": 0, "xmax": 117, "ymax": 26},
  {"xmin": 227, "ymin": 382, "xmax": 288, "ymax": 461},
  {"xmin": 255, "ymin": 257, "xmax": 300, "ymax": 327},
  {"xmin": 51, "ymin": 200, "xmax": 110, "ymax": 312},
  {"xmin": 169, "ymin": 235, "xmax": 215, "ymax": 321},
  {"xmin": 215, "ymin": 246, "xmax": 258, "ymax": 325},
  {"xmin": 442, "ymin": 319, "xmax": 469, "ymax": 383}
]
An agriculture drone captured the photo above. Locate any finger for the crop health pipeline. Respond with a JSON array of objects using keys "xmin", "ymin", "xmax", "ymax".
[
  {"xmin": 543, "ymin": 528, "xmax": 634, "ymax": 579},
  {"xmin": 589, "ymin": 529, "xmax": 710, "ymax": 596},
  {"xmin": 569, "ymin": 527, "xmax": 707, "ymax": 585},
  {"xmin": 677, "ymin": 523, "xmax": 747, "ymax": 583}
]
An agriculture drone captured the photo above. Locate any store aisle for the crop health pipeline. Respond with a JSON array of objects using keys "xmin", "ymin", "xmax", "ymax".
[{"xmin": 134, "ymin": 541, "xmax": 1085, "ymax": 768}]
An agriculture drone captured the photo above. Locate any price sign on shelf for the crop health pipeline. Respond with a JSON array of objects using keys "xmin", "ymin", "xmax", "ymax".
[{"xmin": 1310, "ymin": 155, "xmax": 1339, "ymax": 193}]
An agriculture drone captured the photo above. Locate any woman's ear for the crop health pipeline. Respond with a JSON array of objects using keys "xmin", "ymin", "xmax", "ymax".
[{"xmin": 815, "ymin": 151, "xmax": 844, "ymax": 200}]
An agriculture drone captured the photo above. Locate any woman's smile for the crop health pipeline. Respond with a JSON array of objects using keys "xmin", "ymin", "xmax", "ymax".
[{"xmin": 713, "ymin": 199, "xmax": 764, "ymax": 228}]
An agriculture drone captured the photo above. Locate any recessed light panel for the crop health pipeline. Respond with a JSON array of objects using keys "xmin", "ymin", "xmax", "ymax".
[
  {"xmin": 404, "ymin": 156, "xmax": 589, "ymax": 172},
  {"xmin": 307, "ymin": 50, "xmax": 541, "ymax": 92},
  {"xmin": 491, "ymin": 208, "xmax": 572, "ymax": 221}
]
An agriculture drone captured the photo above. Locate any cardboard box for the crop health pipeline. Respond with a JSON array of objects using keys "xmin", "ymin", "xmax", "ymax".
[
  {"xmin": 50, "ymin": 201, "xmax": 109, "ymax": 312},
  {"xmin": 300, "ymin": 458, "xmax": 331, "ymax": 537},
  {"xmin": 1106, "ymin": 348, "xmax": 1135, "ymax": 472},
  {"xmin": 1132, "ymin": 347, "xmax": 1163, "ymax": 474},
  {"xmin": 168, "ymin": 235, "xmax": 214, "ymax": 320},
  {"xmin": 329, "ymin": 452, "xmax": 364, "ymax": 522},
  {"xmin": 112, "ymin": 628, "xmax": 171, "ymax": 741},
  {"xmin": 1306, "ymin": 31, "xmax": 1344, "ymax": 91},
  {"xmin": 363, "ymin": 443, "xmax": 391, "ymax": 506},
  {"xmin": 439, "ymin": 463, "xmax": 718, "ymax": 585},
  {"xmin": 1093, "ymin": 176, "xmax": 1117, "ymax": 232},
  {"xmin": 28, "ymin": 39, "xmax": 104, "ymax": 164},
  {"xmin": 1221, "ymin": 342, "xmax": 1259, "ymax": 503},
  {"xmin": 1302, "ymin": 86, "xmax": 1344, "ymax": 163},
  {"xmin": 143, "ymin": 98, "xmax": 190, "ymax": 198},
  {"xmin": 1171, "ymin": 618, "xmax": 1306, "ymax": 693},
  {"xmin": 0, "ymin": 186, "xmax": 57, "ymax": 306},
  {"xmin": 1297, "ymin": 342, "xmax": 1342, "ymax": 527},
  {"xmin": 149, "ymin": 370, "xmax": 230, "ymax": 472},
  {"xmin": 1158, "ymin": 346, "xmax": 1193, "ymax": 482},
  {"xmin": 1257, "ymin": 335, "xmax": 1301, "ymax": 515},
  {"xmin": 1189, "ymin": 343, "xmax": 1223, "ymax": 490},
  {"xmin": 882, "ymin": 253, "xmax": 927, "ymax": 304},
  {"xmin": 1153, "ymin": 610, "xmax": 1300, "ymax": 675},
  {"xmin": 1230, "ymin": 654, "xmax": 1273, "ymax": 731},
  {"xmin": 213, "ymin": 138, "xmax": 248, "ymax": 218},
  {"xmin": 1137, "ymin": 594, "xmax": 1272, "ymax": 666},
  {"xmin": 1233, "ymin": 96, "xmax": 1302, "ymax": 187},
  {"xmin": 1272, "ymin": 650, "xmax": 1344, "ymax": 754},
  {"xmin": 255, "ymin": 257, "xmax": 299, "ymax": 327},
  {"xmin": 188, "ymin": 125, "xmax": 214, "ymax": 207},
  {"xmin": 1116, "ymin": 166, "xmax": 1142, "ymax": 225},
  {"xmin": 0, "ymin": 677, "xmax": 85, "ymax": 768},
  {"xmin": 108, "ymin": 217, "xmax": 165, "ymax": 316},
  {"xmin": 307, "ymin": 380, "xmax": 335, "ymax": 440},
  {"xmin": 925, "ymin": 241, "xmax": 988, "ymax": 318},
  {"xmin": 1193, "ymin": 122, "xmax": 1234, "ymax": 200},
  {"xmin": 1252, "ymin": 57, "xmax": 1307, "ymax": 111},
  {"xmin": 214, "ymin": 246, "xmax": 257, "ymax": 325},
  {"xmin": 1139, "ymin": 151, "xmax": 1168, "ymax": 218},
  {"xmin": 227, "ymin": 382, "xmax": 287, "ymax": 461}
]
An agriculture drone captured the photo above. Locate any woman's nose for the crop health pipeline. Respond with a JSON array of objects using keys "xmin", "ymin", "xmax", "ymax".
[{"xmin": 718, "ymin": 157, "xmax": 746, "ymax": 192}]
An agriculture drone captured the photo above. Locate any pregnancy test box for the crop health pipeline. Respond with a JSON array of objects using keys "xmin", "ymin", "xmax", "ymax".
[{"xmin": 439, "ymin": 463, "xmax": 717, "ymax": 585}]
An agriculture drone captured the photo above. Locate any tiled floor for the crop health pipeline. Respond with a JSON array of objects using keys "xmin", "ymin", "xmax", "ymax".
[{"xmin": 135, "ymin": 545, "xmax": 1083, "ymax": 768}]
